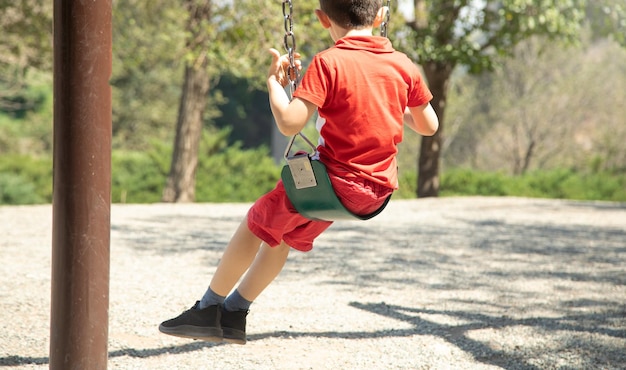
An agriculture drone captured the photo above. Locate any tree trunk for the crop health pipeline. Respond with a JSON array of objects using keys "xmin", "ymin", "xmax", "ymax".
[
  {"xmin": 418, "ymin": 60, "xmax": 454, "ymax": 198},
  {"xmin": 162, "ymin": 0, "xmax": 212, "ymax": 203},
  {"xmin": 162, "ymin": 63, "xmax": 210, "ymax": 202}
]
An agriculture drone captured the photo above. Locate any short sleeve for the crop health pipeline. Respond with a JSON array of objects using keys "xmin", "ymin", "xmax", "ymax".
[
  {"xmin": 293, "ymin": 55, "xmax": 330, "ymax": 108},
  {"xmin": 407, "ymin": 65, "xmax": 433, "ymax": 107}
]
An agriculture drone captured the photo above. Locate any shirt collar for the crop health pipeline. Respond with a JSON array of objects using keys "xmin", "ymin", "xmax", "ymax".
[{"xmin": 334, "ymin": 36, "xmax": 394, "ymax": 53}]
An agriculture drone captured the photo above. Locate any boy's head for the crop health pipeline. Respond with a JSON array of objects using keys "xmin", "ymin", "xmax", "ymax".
[{"xmin": 319, "ymin": 0, "xmax": 383, "ymax": 29}]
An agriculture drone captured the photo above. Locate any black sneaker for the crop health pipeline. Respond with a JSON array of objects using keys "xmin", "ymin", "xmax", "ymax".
[
  {"xmin": 158, "ymin": 301, "xmax": 223, "ymax": 342},
  {"xmin": 221, "ymin": 308, "xmax": 248, "ymax": 345}
]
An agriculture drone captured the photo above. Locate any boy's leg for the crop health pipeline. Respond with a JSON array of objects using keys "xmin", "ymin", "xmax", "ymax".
[
  {"xmin": 208, "ymin": 216, "xmax": 263, "ymax": 297},
  {"xmin": 236, "ymin": 241, "xmax": 290, "ymax": 302},
  {"xmin": 220, "ymin": 240, "xmax": 290, "ymax": 344},
  {"xmin": 159, "ymin": 216, "xmax": 262, "ymax": 341}
]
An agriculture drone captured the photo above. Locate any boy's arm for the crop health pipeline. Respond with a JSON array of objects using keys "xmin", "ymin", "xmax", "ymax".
[
  {"xmin": 267, "ymin": 83, "xmax": 317, "ymax": 136},
  {"xmin": 403, "ymin": 103, "xmax": 439, "ymax": 136},
  {"xmin": 267, "ymin": 48, "xmax": 317, "ymax": 136}
]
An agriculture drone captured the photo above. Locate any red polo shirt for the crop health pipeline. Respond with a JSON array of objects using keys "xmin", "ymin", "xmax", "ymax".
[{"xmin": 294, "ymin": 35, "xmax": 433, "ymax": 189}]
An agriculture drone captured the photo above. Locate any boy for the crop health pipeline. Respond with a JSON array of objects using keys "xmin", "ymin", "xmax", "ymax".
[{"xmin": 159, "ymin": 0, "xmax": 439, "ymax": 344}]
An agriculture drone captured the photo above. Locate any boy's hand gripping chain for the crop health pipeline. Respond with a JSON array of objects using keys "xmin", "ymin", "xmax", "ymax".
[{"xmin": 282, "ymin": 0, "xmax": 318, "ymax": 190}]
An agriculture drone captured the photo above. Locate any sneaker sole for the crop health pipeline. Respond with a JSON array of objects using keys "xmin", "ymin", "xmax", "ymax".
[
  {"xmin": 159, "ymin": 324, "xmax": 223, "ymax": 342},
  {"xmin": 222, "ymin": 327, "xmax": 246, "ymax": 345}
]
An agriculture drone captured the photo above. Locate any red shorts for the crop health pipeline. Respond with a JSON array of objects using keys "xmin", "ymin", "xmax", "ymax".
[{"xmin": 247, "ymin": 175, "xmax": 393, "ymax": 252}]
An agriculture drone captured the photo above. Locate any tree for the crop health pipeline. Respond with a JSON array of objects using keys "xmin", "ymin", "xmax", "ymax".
[
  {"xmin": 444, "ymin": 35, "xmax": 626, "ymax": 175},
  {"xmin": 0, "ymin": 1, "xmax": 53, "ymax": 155},
  {"xmin": 110, "ymin": 0, "xmax": 186, "ymax": 150},
  {"xmin": 0, "ymin": 0, "xmax": 52, "ymax": 112},
  {"xmin": 161, "ymin": 0, "xmax": 272, "ymax": 202},
  {"xmin": 473, "ymin": 37, "xmax": 595, "ymax": 175},
  {"xmin": 585, "ymin": 0, "xmax": 626, "ymax": 46},
  {"xmin": 162, "ymin": 0, "xmax": 214, "ymax": 202},
  {"xmin": 394, "ymin": 0, "xmax": 624, "ymax": 197}
]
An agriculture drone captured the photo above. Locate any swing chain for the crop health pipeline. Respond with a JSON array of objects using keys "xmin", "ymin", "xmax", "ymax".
[
  {"xmin": 380, "ymin": 0, "xmax": 391, "ymax": 37},
  {"xmin": 282, "ymin": 0, "xmax": 299, "ymax": 96},
  {"xmin": 281, "ymin": 0, "xmax": 314, "ymax": 160}
]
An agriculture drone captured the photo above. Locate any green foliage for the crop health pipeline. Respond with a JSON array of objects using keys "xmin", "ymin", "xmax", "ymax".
[
  {"xmin": 110, "ymin": 129, "xmax": 281, "ymax": 204},
  {"xmin": 396, "ymin": 170, "xmax": 417, "ymax": 199},
  {"xmin": 1, "ymin": 149, "xmax": 624, "ymax": 205},
  {"xmin": 0, "ymin": 131, "xmax": 282, "ymax": 205},
  {"xmin": 586, "ymin": 0, "xmax": 626, "ymax": 46},
  {"xmin": 0, "ymin": 71, "xmax": 53, "ymax": 155},
  {"xmin": 194, "ymin": 127, "xmax": 281, "ymax": 201},
  {"xmin": 211, "ymin": 74, "xmax": 274, "ymax": 149},
  {"xmin": 107, "ymin": 0, "xmax": 329, "ymax": 153},
  {"xmin": 0, "ymin": 0, "xmax": 53, "ymax": 112},
  {"xmin": 395, "ymin": 0, "xmax": 588, "ymax": 73},
  {"xmin": 110, "ymin": 0, "xmax": 185, "ymax": 150},
  {"xmin": 196, "ymin": 144, "xmax": 280, "ymax": 202},
  {"xmin": 0, "ymin": 174, "xmax": 45, "ymax": 205},
  {"xmin": 442, "ymin": 35, "xmax": 626, "ymax": 176},
  {"xmin": 0, "ymin": 73, "xmax": 47, "ymax": 119},
  {"xmin": 111, "ymin": 150, "xmax": 167, "ymax": 203},
  {"xmin": 0, "ymin": 154, "xmax": 52, "ymax": 204},
  {"xmin": 440, "ymin": 169, "xmax": 510, "ymax": 196},
  {"xmin": 536, "ymin": 169, "xmax": 626, "ymax": 201},
  {"xmin": 516, "ymin": 168, "xmax": 575, "ymax": 198},
  {"xmin": 366, "ymin": 165, "xmax": 626, "ymax": 203},
  {"xmin": 439, "ymin": 168, "xmax": 626, "ymax": 201}
]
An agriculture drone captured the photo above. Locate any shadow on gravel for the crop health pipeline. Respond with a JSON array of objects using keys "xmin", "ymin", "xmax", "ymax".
[
  {"xmin": 111, "ymin": 214, "xmax": 241, "ymax": 254},
  {"xmin": 0, "ymin": 342, "xmax": 225, "ymax": 367},
  {"xmin": 0, "ymin": 355, "xmax": 48, "ymax": 367},
  {"xmin": 345, "ymin": 301, "xmax": 626, "ymax": 370},
  {"xmin": 4, "ymin": 298, "xmax": 623, "ymax": 368},
  {"xmin": 304, "ymin": 217, "xmax": 626, "ymax": 289},
  {"xmin": 8, "ymin": 203, "xmax": 619, "ymax": 368}
]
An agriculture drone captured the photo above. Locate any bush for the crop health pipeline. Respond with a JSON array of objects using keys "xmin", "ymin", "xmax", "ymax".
[
  {"xmin": 196, "ymin": 144, "xmax": 280, "ymax": 202},
  {"xmin": 0, "ymin": 155, "xmax": 52, "ymax": 204},
  {"xmin": 439, "ymin": 168, "xmax": 626, "ymax": 202},
  {"xmin": 558, "ymin": 171, "xmax": 626, "ymax": 201},
  {"xmin": 440, "ymin": 168, "xmax": 510, "ymax": 196},
  {"xmin": 112, "ymin": 150, "xmax": 166, "ymax": 203},
  {"xmin": 111, "ymin": 133, "xmax": 281, "ymax": 203},
  {"xmin": 0, "ymin": 173, "xmax": 46, "ymax": 204},
  {"xmin": 519, "ymin": 168, "xmax": 576, "ymax": 199},
  {"xmin": 2, "ymin": 150, "xmax": 625, "ymax": 205},
  {"xmin": 396, "ymin": 170, "xmax": 417, "ymax": 198}
]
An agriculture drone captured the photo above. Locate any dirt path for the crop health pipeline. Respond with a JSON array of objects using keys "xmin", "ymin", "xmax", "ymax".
[{"xmin": 1, "ymin": 197, "xmax": 625, "ymax": 369}]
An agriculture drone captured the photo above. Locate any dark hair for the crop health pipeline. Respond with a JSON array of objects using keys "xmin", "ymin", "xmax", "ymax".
[{"xmin": 319, "ymin": 0, "xmax": 382, "ymax": 29}]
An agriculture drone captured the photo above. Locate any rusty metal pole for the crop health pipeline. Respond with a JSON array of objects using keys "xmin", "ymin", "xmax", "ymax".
[{"xmin": 50, "ymin": 1, "xmax": 112, "ymax": 369}]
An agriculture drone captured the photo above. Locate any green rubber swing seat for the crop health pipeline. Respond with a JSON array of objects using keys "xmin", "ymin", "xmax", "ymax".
[{"xmin": 281, "ymin": 153, "xmax": 391, "ymax": 222}]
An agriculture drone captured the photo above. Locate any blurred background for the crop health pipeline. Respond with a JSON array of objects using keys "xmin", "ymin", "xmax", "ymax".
[{"xmin": 1, "ymin": 0, "xmax": 624, "ymax": 204}]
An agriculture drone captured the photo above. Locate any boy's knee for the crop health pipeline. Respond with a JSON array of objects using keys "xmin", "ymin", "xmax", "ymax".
[{"xmin": 266, "ymin": 241, "xmax": 291, "ymax": 254}]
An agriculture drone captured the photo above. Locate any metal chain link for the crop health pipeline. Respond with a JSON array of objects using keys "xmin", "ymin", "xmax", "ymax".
[
  {"xmin": 380, "ymin": 0, "xmax": 391, "ymax": 37},
  {"xmin": 282, "ymin": 0, "xmax": 299, "ymax": 96}
]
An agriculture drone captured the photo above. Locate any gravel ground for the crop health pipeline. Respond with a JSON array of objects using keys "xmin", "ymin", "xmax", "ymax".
[{"xmin": 1, "ymin": 197, "xmax": 625, "ymax": 369}]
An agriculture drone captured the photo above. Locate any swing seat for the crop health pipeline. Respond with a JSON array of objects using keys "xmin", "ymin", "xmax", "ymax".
[{"xmin": 281, "ymin": 157, "xmax": 391, "ymax": 222}]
